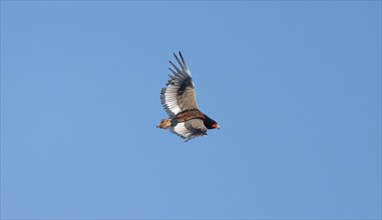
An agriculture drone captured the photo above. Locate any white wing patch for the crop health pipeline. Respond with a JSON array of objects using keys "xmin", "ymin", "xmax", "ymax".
[
  {"xmin": 161, "ymin": 85, "xmax": 182, "ymax": 116},
  {"xmin": 170, "ymin": 123, "xmax": 193, "ymax": 140},
  {"xmin": 170, "ymin": 122, "xmax": 207, "ymax": 141}
]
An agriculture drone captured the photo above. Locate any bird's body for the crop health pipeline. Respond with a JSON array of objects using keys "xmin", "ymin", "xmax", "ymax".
[{"xmin": 157, "ymin": 52, "xmax": 219, "ymax": 141}]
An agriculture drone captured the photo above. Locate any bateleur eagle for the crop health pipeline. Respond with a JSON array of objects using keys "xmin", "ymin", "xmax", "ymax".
[{"xmin": 157, "ymin": 52, "xmax": 220, "ymax": 141}]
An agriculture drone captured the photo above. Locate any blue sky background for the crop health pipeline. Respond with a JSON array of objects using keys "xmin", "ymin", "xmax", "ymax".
[{"xmin": 1, "ymin": 1, "xmax": 381, "ymax": 219}]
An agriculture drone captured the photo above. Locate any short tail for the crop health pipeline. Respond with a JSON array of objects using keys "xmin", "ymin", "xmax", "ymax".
[{"xmin": 157, "ymin": 119, "xmax": 172, "ymax": 129}]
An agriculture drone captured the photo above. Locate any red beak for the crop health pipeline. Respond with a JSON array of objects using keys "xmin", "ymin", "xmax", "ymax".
[{"xmin": 213, "ymin": 124, "xmax": 220, "ymax": 129}]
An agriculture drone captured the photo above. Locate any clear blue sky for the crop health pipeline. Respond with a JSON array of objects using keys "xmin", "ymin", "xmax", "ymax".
[{"xmin": 1, "ymin": 1, "xmax": 381, "ymax": 219}]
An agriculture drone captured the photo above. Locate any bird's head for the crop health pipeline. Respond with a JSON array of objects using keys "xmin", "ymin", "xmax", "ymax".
[
  {"xmin": 211, "ymin": 123, "xmax": 220, "ymax": 129},
  {"xmin": 204, "ymin": 115, "xmax": 220, "ymax": 130}
]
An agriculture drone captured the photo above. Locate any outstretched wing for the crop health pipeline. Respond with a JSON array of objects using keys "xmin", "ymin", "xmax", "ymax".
[
  {"xmin": 160, "ymin": 52, "xmax": 199, "ymax": 117},
  {"xmin": 170, "ymin": 119, "xmax": 208, "ymax": 141}
]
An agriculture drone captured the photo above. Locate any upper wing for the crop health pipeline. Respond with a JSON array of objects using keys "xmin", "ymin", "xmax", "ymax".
[
  {"xmin": 170, "ymin": 119, "xmax": 208, "ymax": 141},
  {"xmin": 160, "ymin": 52, "xmax": 199, "ymax": 117}
]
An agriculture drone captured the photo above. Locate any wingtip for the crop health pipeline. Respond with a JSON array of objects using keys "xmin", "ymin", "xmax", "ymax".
[
  {"xmin": 173, "ymin": 51, "xmax": 183, "ymax": 59},
  {"xmin": 178, "ymin": 51, "xmax": 187, "ymax": 66},
  {"xmin": 172, "ymin": 52, "xmax": 180, "ymax": 64}
]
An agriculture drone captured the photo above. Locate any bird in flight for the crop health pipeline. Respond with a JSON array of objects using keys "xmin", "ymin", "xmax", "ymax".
[{"xmin": 157, "ymin": 52, "xmax": 220, "ymax": 141}]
